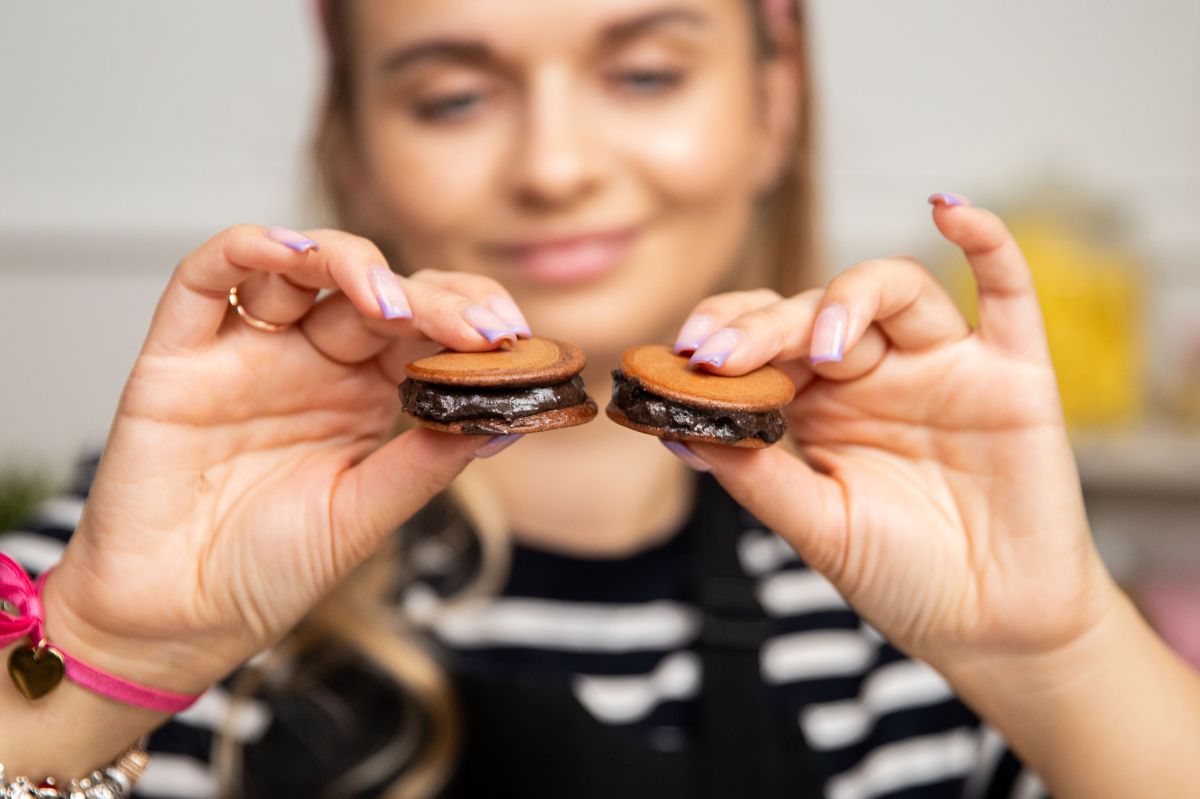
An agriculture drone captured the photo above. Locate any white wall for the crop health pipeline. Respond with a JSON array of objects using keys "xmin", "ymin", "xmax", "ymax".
[{"xmin": 2, "ymin": 0, "xmax": 1198, "ymax": 473}]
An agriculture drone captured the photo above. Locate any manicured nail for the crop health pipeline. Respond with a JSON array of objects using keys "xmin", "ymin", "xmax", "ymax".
[
  {"xmin": 661, "ymin": 440, "xmax": 711, "ymax": 472},
  {"xmin": 927, "ymin": 192, "xmax": 969, "ymax": 208},
  {"xmin": 368, "ymin": 266, "xmax": 412, "ymax": 320},
  {"xmin": 689, "ymin": 328, "xmax": 744, "ymax": 369},
  {"xmin": 476, "ymin": 434, "xmax": 523, "ymax": 458},
  {"xmin": 485, "ymin": 296, "xmax": 532, "ymax": 337},
  {"xmin": 810, "ymin": 303, "xmax": 849, "ymax": 364},
  {"xmin": 266, "ymin": 226, "xmax": 319, "ymax": 253},
  {"xmin": 461, "ymin": 304, "xmax": 519, "ymax": 345},
  {"xmin": 673, "ymin": 314, "xmax": 716, "ymax": 355}
]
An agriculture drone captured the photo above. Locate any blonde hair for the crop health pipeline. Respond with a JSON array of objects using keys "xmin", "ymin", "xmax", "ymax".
[{"xmin": 220, "ymin": 2, "xmax": 816, "ymax": 796}]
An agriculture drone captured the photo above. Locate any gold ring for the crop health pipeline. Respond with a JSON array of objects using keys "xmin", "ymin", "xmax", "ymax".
[{"xmin": 228, "ymin": 286, "xmax": 293, "ymax": 333}]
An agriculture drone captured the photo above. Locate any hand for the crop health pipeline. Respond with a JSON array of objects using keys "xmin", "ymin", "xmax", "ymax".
[
  {"xmin": 43, "ymin": 226, "xmax": 530, "ymax": 693},
  {"xmin": 672, "ymin": 199, "xmax": 1116, "ymax": 671}
]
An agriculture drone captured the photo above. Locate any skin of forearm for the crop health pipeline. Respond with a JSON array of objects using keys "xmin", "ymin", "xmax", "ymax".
[
  {"xmin": 943, "ymin": 587, "xmax": 1200, "ymax": 798},
  {"xmin": 0, "ymin": 642, "xmax": 169, "ymax": 778}
]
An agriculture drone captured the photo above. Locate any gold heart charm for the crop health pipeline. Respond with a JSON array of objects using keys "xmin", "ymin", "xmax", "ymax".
[{"xmin": 8, "ymin": 644, "xmax": 66, "ymax": 701}]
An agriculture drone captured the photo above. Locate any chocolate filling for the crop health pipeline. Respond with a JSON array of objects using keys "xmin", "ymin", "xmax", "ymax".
[
  {"xmin": 401, "ymin": 375, "xmax": 590, "ymax": 425},
  {"xmin": 610, "ymin": 370, "xmax": 787, "ymax": 444}
]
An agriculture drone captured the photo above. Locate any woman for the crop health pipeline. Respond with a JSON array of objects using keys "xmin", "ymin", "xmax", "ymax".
[{"xmin": 3, "ymin": 0, "xmax": 1199, "ymax": 797}]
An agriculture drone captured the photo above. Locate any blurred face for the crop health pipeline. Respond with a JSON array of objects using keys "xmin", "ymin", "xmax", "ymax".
[{"xmin": 348, "ymin": 0, "xmax": 791, "ymax": 356}]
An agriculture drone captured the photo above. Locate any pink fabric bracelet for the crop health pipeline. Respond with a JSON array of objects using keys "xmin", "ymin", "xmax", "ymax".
[{"xmin": 0, "ymin": 553, "xmax": 202, "ymax": 714}]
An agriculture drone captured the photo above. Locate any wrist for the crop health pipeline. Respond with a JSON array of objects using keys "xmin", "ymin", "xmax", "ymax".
[
  {"xmin": 938, "ymin": 575, "xmax": 1129, "ymax": 703},
  {"xmin": 935, "ymin": 583, "xmax": 1200, "ymax": 797},
  {"xmin": 39, "ymin": 569, "xmax": 222, "ymax": 697}
]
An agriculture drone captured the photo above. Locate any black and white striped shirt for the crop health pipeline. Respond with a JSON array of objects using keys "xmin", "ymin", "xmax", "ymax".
[{"xmin": 2, "ymin": 453, "xmax": 1047, "ymax": 798}]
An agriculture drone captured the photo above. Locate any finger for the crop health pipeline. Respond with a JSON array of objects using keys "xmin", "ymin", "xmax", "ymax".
[
  {"xmin": 686, "ymin": 291, "xmax": 888, "ymax": 382},
  {"xmin": 671, "ymin": 289, "xmax": 782, "ymax": 354},
  {"xmin": 400, "ymin": 277, "xmax": 522, "ymax": 352},
  {"xmin": 688, "ymin": 442, "xmax": 849, "ymax": 579},
  {"xmin": 377, "ymin": 338, "xmax": 445, "ymax": 384},
  {"xmin": 302, "ymin": 275, "xmax": 531, "ymax": 371},
  {"xmin": 808, "ymin": 256, "xmax": 969, "ymax": 368},
  {"xmin": 409, "ymin": 270, "xmax": 532, "ymax": 337},
  {"xmin": 152, "ymin": 225, "xmax": 519, "ymax": 355},
  {"xmin": 298, "ymin": 290, "xmax": 421, "ymax": 367},
  {"xmin": 149, "ymin": 225, "xmax": 322, "ymax": 351},
  {"xmin": 929, "ymin": 195, "xmax": 1049, "ymax": 359},
  {"xmin": 152, "ymin": 226, "xmax": 404, "ymax": 352},
  {"xmin": 329, "ymin": 429, "xmax": 492, "ymax": 572},
  {"xmin": 809, "ymin": 325, "xmax": 888, "ymax": 382},
  {"xmin": 235, "ymin": 271, "xmax": 319, "ymax": 328}
]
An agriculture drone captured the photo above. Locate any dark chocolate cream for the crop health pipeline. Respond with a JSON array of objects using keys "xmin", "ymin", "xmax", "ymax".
[
  {"xmin": 402, "ymin": 375, "xmax": 590, "ymax": 423},
  {"xmin": 610, "ymin": 370, "xmax": 787, "ymax": 444}
]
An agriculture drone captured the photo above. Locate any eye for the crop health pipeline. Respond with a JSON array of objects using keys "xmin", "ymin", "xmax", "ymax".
[
  {"xmin": 609, "ymin": 67, "xmax": 685, "ymax": 97},
  {"xmin": 412, "ymin": 90, "xmax": 489, "ymax": 123}
]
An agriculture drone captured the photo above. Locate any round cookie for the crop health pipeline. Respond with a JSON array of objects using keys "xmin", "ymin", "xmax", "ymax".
[
  {"xmin": 607, "ymin": 345, "xmax": 794, "ymax": 448},
  {"xmin": 401, "ymin": 337, "xmax": 598, "ymax": 435},
  {"xmin": 406, "ymin": 336, "xmax": 586, "ymax": 387}
]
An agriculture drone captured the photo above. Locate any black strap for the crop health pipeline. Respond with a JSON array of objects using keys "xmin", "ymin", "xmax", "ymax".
[{"xmin": 688, "ymin": 474, "xmax": 823, "ymax": 799}]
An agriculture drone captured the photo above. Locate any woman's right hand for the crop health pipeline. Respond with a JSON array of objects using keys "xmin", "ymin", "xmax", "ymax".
[{"xmin": 40, "ymin": 225, "xmax": 530, "ymax": 695}]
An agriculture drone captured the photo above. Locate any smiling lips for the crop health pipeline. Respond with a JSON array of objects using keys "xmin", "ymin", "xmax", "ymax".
[{"xmin": 485, "ymin": 228, "xmax": 637, "ymax": 286}]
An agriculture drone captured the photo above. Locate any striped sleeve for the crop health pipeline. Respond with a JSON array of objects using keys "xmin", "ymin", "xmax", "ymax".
[
  {"xmin": 737, "ymin": 521, "xmax": 1051, "ymax": 799},
  {"xmin": 963, "ymin": 725, "xmax": 1049, "ymax": 799}
]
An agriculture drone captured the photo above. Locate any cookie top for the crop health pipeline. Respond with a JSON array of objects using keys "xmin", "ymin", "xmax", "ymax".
[
  {"xmin": 405, "ymin": 337, "xmax": 587, "ymax": 388},
  {"xmin": 618, "ymin": 344, "xmax": 794, "ymax": 411}
]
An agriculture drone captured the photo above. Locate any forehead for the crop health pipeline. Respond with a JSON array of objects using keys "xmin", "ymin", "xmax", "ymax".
[{"xmin": 352, "ymin": 0, "xmax": 746, "ymax": 58}]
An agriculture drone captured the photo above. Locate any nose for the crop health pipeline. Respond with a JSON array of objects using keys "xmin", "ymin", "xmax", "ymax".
[{"xmin": 510, "ymin": 68, "xmax": 602, "ymax": 209}]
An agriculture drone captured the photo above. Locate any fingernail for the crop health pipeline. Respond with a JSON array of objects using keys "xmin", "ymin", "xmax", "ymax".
[
  {"xmin": 461, "ymin": 304, "xmax": 519, "ymax": 345},
  {"xmin": 485, "ymin": 296, "xmax": 532, "ymax": 337},
  {"xmin": 661, "ymin": 440, "xmax": 712, "ymax": 472},
  {"xmin": 673, "ymin": 314, "xmax": 716, "ymax": 355},
  {"xmin": 928, "ymin": 192, "xmax": 969, "ymax": 208},
  {"xmin": 810, "ymin": 303, "xmax": 849, "ymax": 364},
  {"xmin": 689, "ymin": 328, "xmax": 744, "ymax": 369},
  {"xmin": 476, "ymin": 434, "xmax": 523, "ymax": 458},
  {"xmin": 266, "ymin": 226, "xmax": 319, "ymax": 253},
  {"xmin": 368, "ymin": 266, "xmax": 412, "ymax": 320}
]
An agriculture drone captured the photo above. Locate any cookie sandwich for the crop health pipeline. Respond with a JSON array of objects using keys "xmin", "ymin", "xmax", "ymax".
[
  {"xmin": 607, "ymin": 345, "xmax": 793, "ymax": 448},
  {"xmin": 401, "ymin": 337, "xmax": 598, "ymax": 435}
]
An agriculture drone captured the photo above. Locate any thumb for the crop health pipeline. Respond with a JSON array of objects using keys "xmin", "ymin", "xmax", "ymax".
[
  {"xmin": 690, "ymin": 442, "xmax": 848, "ymax": 577},
  {"xmin": 331, "ymin": 428, "xmax": 488, "ymax": 566}
]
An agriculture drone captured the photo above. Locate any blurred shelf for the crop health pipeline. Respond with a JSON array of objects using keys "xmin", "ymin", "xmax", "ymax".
[{"xmin": 1073, "ymin": 424, "xmax": 1200, "ymax": 496}]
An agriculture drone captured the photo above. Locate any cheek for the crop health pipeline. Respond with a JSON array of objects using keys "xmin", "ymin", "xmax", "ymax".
[
  {"xmin": 617, "ymin": 78, "xmax": 760, "ymax": 212},
  {"xmin": 612, "ymin": 80, "xmax": 763, "ymax": 309},
  {"xmin": 359, "ymin": 111, "xmax": 507, "ymax": 239}
]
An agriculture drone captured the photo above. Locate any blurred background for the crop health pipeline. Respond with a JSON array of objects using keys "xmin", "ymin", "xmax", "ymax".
[{"xmin": 1, "ymin": 3, "xmax": 1198, "ymax": 659}]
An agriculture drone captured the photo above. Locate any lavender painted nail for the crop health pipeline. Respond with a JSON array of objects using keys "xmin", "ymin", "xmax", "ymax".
[
  {"xmin": 689, "ymin": 328, "xmax": 744, "ymax": 369},
  {"xmin": 810, "ymin": 303, "xmax": 848, "ymax": 364},
  {"xmin": 266, "ymin": 226, "xmax": 319, "ymax": 253},
  {"xmin": 368, "ymin": 266, "xmax": 412, "ymax": 320},
  {"xmin": 461, "ymin": 304, "xmax": 519, "ymax": 345},
  {"xmin": 476, "ymin": 434, "xmax": 523, "ymax": 458},
  {"xmin": 486, "ymin": 296, "xmax": 532, "ymax": 337},
  {"xmin": 661, "ymin": 440, "xmax": 712, "ymax": 473},
  {"xmin": 673, "ymin": 314, "xmax": 716, "ymax": 355},
  {"xmin": 927, "ymin": 192, "xmax": 969, "ymax": 208}
]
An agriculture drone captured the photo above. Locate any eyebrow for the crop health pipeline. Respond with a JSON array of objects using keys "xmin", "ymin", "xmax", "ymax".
[
  {"xmin": 379, "ymin": 40, "xmax": 496, "ymax": 75},
  {"xmin": 377, "ymin": 7, "xmax": 707, "ymax": 75},
  {"xmin": 600, "ymin": 7, "xmax": 707, "ymax": 47}
]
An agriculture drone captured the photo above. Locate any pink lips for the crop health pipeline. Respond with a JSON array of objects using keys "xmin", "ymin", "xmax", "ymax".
[{"xmin": 485, "ymin": 229, "xmax": 636, "ymax": 286}]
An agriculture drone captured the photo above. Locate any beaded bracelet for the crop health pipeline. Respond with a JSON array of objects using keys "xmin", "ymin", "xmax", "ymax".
[{"xmin": 0, "ymin": 738, "xmax": 148, "ymax": 799}]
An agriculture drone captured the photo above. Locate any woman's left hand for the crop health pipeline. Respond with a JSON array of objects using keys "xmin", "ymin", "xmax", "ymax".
[{"xmin": 672, "ymin": 197, "xmax": 1116, "ymax": 673}]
